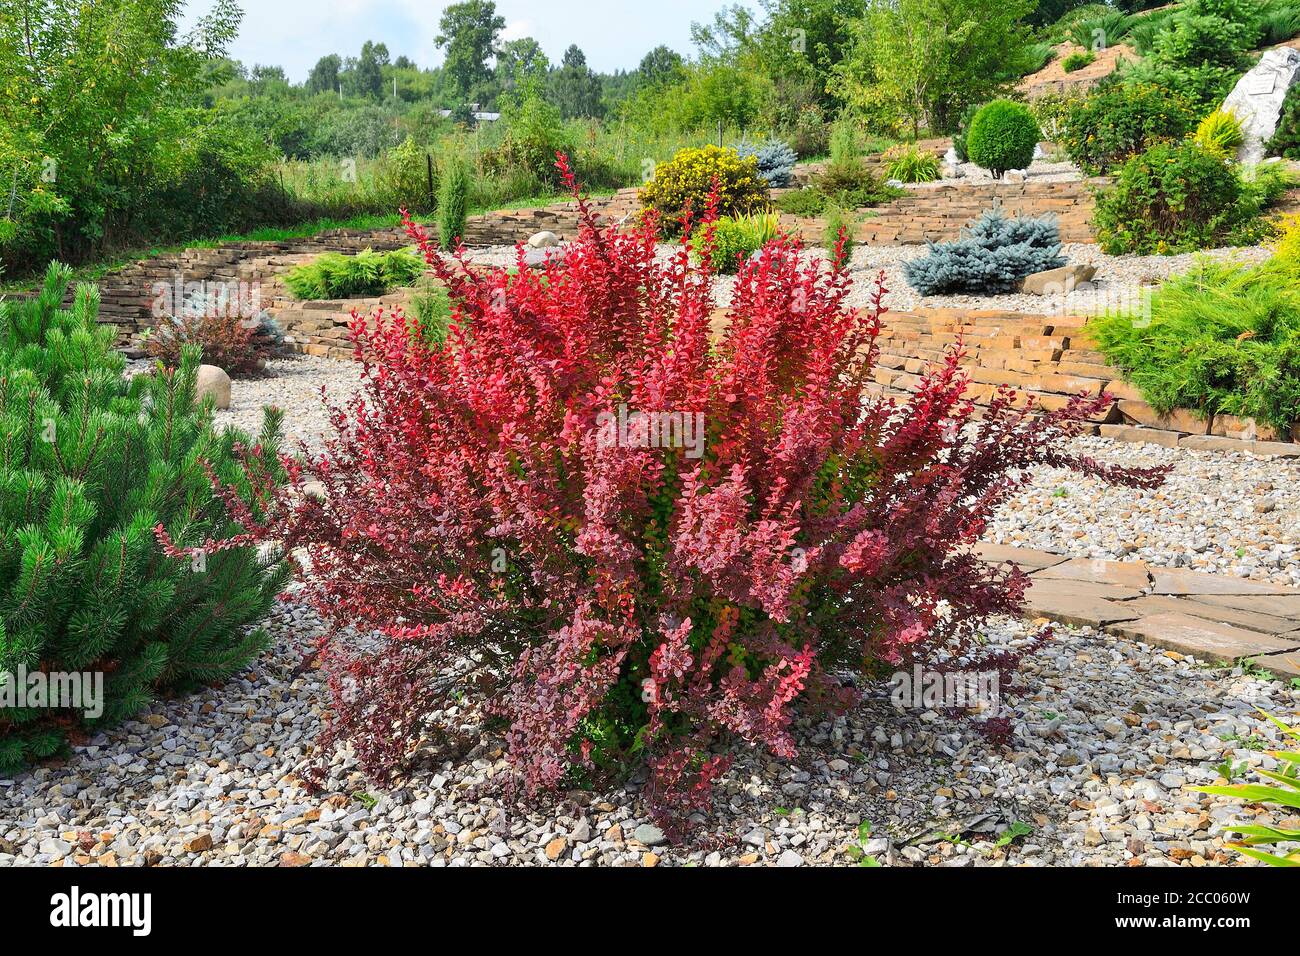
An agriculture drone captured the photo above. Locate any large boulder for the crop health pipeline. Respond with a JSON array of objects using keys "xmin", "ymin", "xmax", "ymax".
[
  {"xmin": 1220, "ymin": 46, "xmax": 1300, "ymax": 165},
  {"xmin": 196, "ymin": 364, "xmax": 232, "ymax": 410}
]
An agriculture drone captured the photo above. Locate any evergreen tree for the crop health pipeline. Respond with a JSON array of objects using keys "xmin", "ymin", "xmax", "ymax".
[
  {"xmin": 549, "ymin": 45, "xmax": 604, "ymax": 119},
  {"xmin": 0, "ymin": 264, "xmax": 288, "ymax": 773}
]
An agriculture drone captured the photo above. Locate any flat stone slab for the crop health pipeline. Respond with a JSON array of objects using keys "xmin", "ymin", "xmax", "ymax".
[
  {"xmin": 1036, "ymin": 558, "xmax": 1152, "ymax": 591},
  {"xmin": 1122, "ymin": 595, "xmax": 1300, "ymax": 635},
  {"xmin": 973, "ymin": 542, "xmax": 1068, "ymax": 569},
  {"xmin": 1249, "ymin": 650, "xmax": 1300, "ymax": 679},
  {"xmin": 1026, "ymin": 578, "xmax": 1145, "ymax": 602},
  {"xmin": 1022, "ymin": 579, "xmax": 1146, "ymax": 627},
  {"xmin": 1194, "ymin": 593, "xmax": 1300, "ymax": 618},
  {"xmin": 1150, "ymin": 569, "xmax": 1296, "ymax": 596},
  {"xmin": 1177, "ymin": 435, "xmax": 1300, "ymax": 457},
  {"xmin": 1107, "ymin": 613, "xmax": 1300, "ymax": 662},
  {"xmin": 1022, "ymin": 590, "xmax": 1142, "ymax": 629}
]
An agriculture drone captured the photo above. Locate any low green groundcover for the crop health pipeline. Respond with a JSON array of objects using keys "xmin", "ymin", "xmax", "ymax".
[{"xmin": 1091, "ymin": 257, "xmax": 1300, "ymax": 434}]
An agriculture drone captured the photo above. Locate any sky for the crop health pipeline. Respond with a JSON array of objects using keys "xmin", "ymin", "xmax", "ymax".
[{"xmin": 179, "ymin": 0, "xmax": 761, "ymax": 81}]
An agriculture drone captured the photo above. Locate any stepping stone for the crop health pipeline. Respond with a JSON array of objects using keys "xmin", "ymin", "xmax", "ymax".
[
  {"xmin": 1248, "ymin": 650, "xmax": 1300, "ymax": 679},
  {"xmin": 1107, "ymin": 613, "xmax": 1300, "ymax": 662},
  {"xmin": 1022, "ymin": 578, "xmax": 1146, "ymax": 628},
  {"xmin": 1025, "ymin": 578, "xmax": 1144, "ymax": 602},
  {"xmin": 972, "ymin": 542, "xmax": 1068, "ymax": 570},
  {"xmin": 1122, "ymin": 596, "xmax": 1299, "ymax": 635},
  {"xmin": 1193, "ymin": 593, "xmax": 1300, "ymax": 618},
  {"xmin": 1150, "ymin": 569, "xmax": 1297, "ymax": 596},
  {"xmin": 1022, "ymin": 591, "xmax": 1143, "ymax": 629},
  {"xmin": 1035, "ymin": 558, "xmax": 1151, "ymax": 591}
]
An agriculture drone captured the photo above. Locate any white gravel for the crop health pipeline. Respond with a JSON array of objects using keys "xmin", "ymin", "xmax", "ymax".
[
  {"xmin": 213, "ymin": 355, "xmax": 365, "ymax": 454},
  {"xmin": 991, "ymin": 434, "xmax": 1300, "ymax": 588},
  {"xmin": 0, "ymin": 601, "xmax": 1291, "ymax": 867},
  {"xmin": 909, "ymin": 158, "xmax": 1084, "ymax": 188}
]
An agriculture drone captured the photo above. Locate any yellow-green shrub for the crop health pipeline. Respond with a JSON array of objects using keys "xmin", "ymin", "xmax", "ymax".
[
  {"xmin": 692, "ymin": 211, "xmax": 781, "ymax": 274},
  {"xmin": 1193, "ymin": 109, "xmax": 1245, "ymax": 160},
  {"xmin": 1270, "ymin": 213, "xmax": 1300, "ymax": 266},
  {"xmin": 640, "ymin": 145, "xmax": 768, "ymax": 232}
]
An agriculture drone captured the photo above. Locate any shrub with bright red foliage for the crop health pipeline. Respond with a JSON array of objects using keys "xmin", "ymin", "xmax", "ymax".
[{"xmin": 223, "ymin": 155, "xmax": 1166, "ymax": 829}]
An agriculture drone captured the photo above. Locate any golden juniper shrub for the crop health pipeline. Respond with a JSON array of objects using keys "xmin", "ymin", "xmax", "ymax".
[
  {"xmin": 639, "ymin": 144, "xmax": 769, "ymax": 231},
  {"xmin": 1270, "ymin": 213, "xmax": 1300, "ymax": 267}
]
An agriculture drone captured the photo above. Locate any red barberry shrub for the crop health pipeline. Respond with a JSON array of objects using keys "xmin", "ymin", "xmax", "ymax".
[
  {"xmin": 145, "ymin": 307, "xmax": 278, "ymax": 376},
  {"xmin": 226, "ymin": 154, "xmax": 1166, "ymax": 830}
]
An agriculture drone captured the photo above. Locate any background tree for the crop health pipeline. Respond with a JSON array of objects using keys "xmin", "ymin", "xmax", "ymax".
[
  {"xmin": 435, "ymin": 0, "xmax": 505, "ymax": 103},
  {"xmin": 496, "ymin": 37, "xmax": 550, "ymax": 92},
  {"xmin": 306, "ymin": 53, "xmax": 343, "ymax": 95},
  {"xmin": 549, "ymin": 45, "xmax": 604, "ymax": 118},
  {"xmin": 0, "ymin": 0, "xmax": 251, "ymax": 268},
  {"xmin": 637, "ymin": 45, "xmax": 686, "ymax": 86},
  {"xmin": 347, "ymin": 40, "xmax": 387, "ymax": 99},
  {"xmin": 834, "ymin": 0, "xmax": 1035, "ymax": 136}
]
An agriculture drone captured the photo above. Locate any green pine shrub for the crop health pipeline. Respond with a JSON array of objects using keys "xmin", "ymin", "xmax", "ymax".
[
  {"xmin": 1118, "ymin": 0, "xmax": 1258, "ymax": 112},
  {"xmin": 904, "ymin": 211, "xmax": 1066, "ymax": 295},
  {"xmin": 1060, "ymin": 83, "xmax": 1198, "ymax": 175},
  {"xmin": 284, "ymin": 248, "xmax": 424, "ymax": 300},
  {"xmin": 1267, "ymin": 85, "xmax": 1300, "ymax": 159},
  {"xmin": 0, "ymin": 263, "xmax": 288, "ymax": 774},
  {"xmin": 1090, "ymin": 256, "xmax": 1300, "ymax": 433},
  {"xmin": 438, "ymin": 158, "xmax": 471, "ymax": 251},
  {"xmin": 1092, "ymin": 141, "xmax": 1292, "ymax": 255},
  {"xmin": 965, "ymin": 100, "xmax": 1041, "ymax": 178}
]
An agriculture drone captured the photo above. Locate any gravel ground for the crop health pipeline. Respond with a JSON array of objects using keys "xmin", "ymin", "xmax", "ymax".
[
  {"xmin": 990, "ymin": 435, "xmax": 1300, "ymax": 588},
  {"xmin": 0, "ymin": 602, "xmax": 1292, "ymax": 867},
  {"xmin": 213, "ymin": 355, "xmax": 365, "ymax": 454},
  {"xmin": 909, "ymin": 158, "xmax": 1084, "ymax": 188},
  {"xmin": 10, "ymin": 255, "xmax": 1293, "ymax": 868}
]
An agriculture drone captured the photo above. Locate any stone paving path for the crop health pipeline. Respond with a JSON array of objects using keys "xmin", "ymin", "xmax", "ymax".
[{"xmin": 978, "ymin": 543, "xmax": 1300, "ymax": 678}]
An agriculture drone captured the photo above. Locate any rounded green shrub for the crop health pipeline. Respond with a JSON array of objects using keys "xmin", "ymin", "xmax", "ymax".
[
  {"xmin": 1092, "ymin": 141, "xmax": 1250, "ymax": 255},
  {"xmin": 965, "ymin": 100, "xmax": 1041, "ymax": 178}
]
